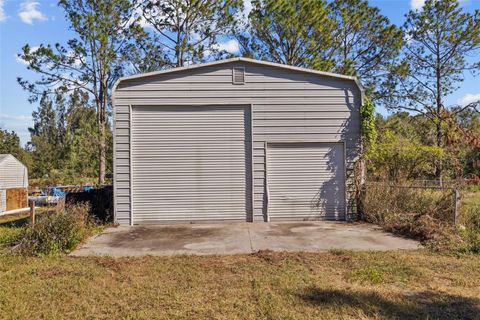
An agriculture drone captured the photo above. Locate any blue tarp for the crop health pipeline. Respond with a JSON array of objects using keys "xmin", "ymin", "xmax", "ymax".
[{"xmin": 52, "ymin": 187, "xmax": 67, "ymax": 198}]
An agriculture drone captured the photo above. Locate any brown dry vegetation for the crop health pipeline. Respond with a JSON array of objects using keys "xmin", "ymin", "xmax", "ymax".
[
  {"xmin": 362, "ymin": 184, "xmax": 480, "ymax": 253},
  {"xmin": 0, "ymin": 250, "xmax": 479, "ymax": 319}
]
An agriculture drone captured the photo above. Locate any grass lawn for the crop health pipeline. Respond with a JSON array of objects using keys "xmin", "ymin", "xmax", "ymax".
[
  {"xmin": 461, "ymin": 188, "xmax": 480, "ymax": 216},
  {"xmin": 0, "ymin": 211, "xmax": 32, "ymax": 249},
  {"xmin": 0, "ymin": 209, "xmax": 52, "ymax": 251},
  {"xmin": 0, "ymin": 250, "xmax": 479, "ymax": 319},
  {"xmin": 1, "ymin": 195, "xmax": 479, "ymax": 319}
]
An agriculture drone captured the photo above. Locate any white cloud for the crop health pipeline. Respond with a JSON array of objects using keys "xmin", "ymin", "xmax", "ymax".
[
  {"xmin": 18, "ymin": 1, "xmax": 48, "ymax": 25},
  {"xmin": 15, "ymin": 46, "xmax": 39, "ymax": 65},
  {"xmin": 410, "ymin": 0, "xmax": 425, "ymax": 10},
  {"xmin": 0, "ymin": 0, "xmax": 6, "ymax": 22},
  {"xmin": 458, "ymin": 93, "xmax": 480, "ymax": 106},
  {"xmin": 138, "ymin": 15, "xmax": 154, "ymax": 30},
  {"xmin": 0, "ymin": 114, "xmax": 33, "ymax": 145},
  {"xmin": 234, "ymin": 0, "xmax": 252, "ymax": 25},
  {"xmin": 411, "ymin": 0, "xmax": 469, "ymax": 10},
  {"xmin": 15, "ymin": 55, "xmax": 29, "ymax": 65},
  {"xmin": 243, "ymin": 0, "xmax": 252, "ymax": 19},
  {"xmin": 0, "ymin": 114, "xmax": 32, "ymax": 121},
  {"xmin": 131, "ymin": 6, "xmax": 154, "ymax": 30},
  {"xmin": 213, "ymin": 39, "xmax": 240, "ymax": 54},
  {"xmin": 66, "ymin": 50, "xmax": 82, "ymax": 66}
]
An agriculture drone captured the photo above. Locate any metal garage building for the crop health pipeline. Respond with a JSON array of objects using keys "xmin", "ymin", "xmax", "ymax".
[{"xmin": 112, "ymin": 58, "xmax": 363, "ymax": 225}]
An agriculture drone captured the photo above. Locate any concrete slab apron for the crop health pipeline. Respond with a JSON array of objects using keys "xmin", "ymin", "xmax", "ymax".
[{"xmin": 71, "ymin": 221, "xmax": 419, "ymax": 257}]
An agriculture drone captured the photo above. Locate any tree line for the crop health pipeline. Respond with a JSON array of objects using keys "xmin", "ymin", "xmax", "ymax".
[{"xmin": 0, "ymin": 0, "xmax": 478, "ymax": 184}]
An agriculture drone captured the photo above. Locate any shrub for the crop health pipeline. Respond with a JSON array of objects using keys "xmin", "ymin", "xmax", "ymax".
[
  {"xmin": 363, "ymin": 182, "xmax": 480, "ymax": 254},
  {"xmin": 362, "ymin": 183, "xmax": 456, "ymax": 241},
  {"xmin": 14, "ymin": 203, "xmax": 93, "ymax": 256},
  {"xmin": 366, "ymin": 130, "xmax": 445, "ymax": 180},
  {"xmin": 457, "ymin": 201, "xmax": 480, "ymax": 254}
]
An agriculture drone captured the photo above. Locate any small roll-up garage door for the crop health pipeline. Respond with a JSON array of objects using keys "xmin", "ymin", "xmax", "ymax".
[
  {"xmin": 131, "ymin": 106, "xmax": 250, "ymax": 224},
  {"xmin": 267, "ymin": 143, "xmax": 346, "ymax": 220}
]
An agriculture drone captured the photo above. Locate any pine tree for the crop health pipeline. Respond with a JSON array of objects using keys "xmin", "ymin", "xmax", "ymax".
[
  {"xmin": 0, "ymin": 130, "xmax": 31, "ymax": 168},
  {"xmin": 28, "ymin": 93, "xmax": 60, "ymax": 179},
  {"xmin": 328, "ymin": 0, "xmax": 403, "ymax": 99},
  {"xmin": 386, "ymin": 0, "xmax": 480, "ymax": 180},
  {"xmin": 18, "ymin": 0, "xmax": 145, "ymax": 184},
  {"xmin": 238, "ymin": 0, "xmax": 335, "ymax": 69},
  {"xmin": 138, "ymin": 0, "xmax": 243, "ymax": 67}
]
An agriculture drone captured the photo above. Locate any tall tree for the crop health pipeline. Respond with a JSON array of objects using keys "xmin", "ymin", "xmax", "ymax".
[
  {"xmin": 138, "ymin": 0, "xmax": 243, "ymax": 67},
  {"xmin": 18, "ymin": 0, "xmax": 145, "ymax": 184},
  {"xmin": 327, "ymin": 0, "xmax": 403, "ymax": 98},
  {"xmin": 386, "ymin": 0, "xmax": 480, "ymax": 180},
  {"xmin": 240, "ymin": 0, "xmax": 402, "ymax": 100},
  {"xmin": 63, "ymin": 90, "xmax": 109, "ymax": 182},
  {"xmin": 28, "ymin": 90, "xmax": 106, "ymax": 183},
  {"xmin": 238, "ymin": 0, "xmax": 335, "ymax": 70},
  {"xmin": 28, "ymin": 93, "xmax": 61, "ymax": 179},
  {"xmin": 130, "ymin": 34, "xmax": 170, "ymax": 73},
  {"xmin": 0, "ymin": 129, "xmax": 31, "ymax": 168}
]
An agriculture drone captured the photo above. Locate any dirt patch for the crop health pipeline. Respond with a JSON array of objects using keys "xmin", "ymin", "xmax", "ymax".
[{"xmin": 107, "ymin": 226, "xmax": 222, "ymax": 250}]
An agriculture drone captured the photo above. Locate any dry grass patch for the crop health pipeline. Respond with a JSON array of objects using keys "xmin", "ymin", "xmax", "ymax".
[{"xmin": 0, "ymin": 250, "xmax": 479, "ymax": 319}]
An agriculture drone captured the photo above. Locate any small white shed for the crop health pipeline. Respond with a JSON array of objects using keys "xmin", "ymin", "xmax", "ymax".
[{"xmin": 0, "ymin": 154, "xmax": 29, "ymax": 213}]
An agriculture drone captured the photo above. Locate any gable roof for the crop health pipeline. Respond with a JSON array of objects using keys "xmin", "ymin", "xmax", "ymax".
[
  {"xmin": 0, "ymin": 154, "xmax": 22, "ymax": 166},
  {"xmin": 114, "ymin": 57, "xmax": 364, "ymax": 100},
  {"xmin": 0, "ymin": 154, "xmax": 12, "ymax": 164}
]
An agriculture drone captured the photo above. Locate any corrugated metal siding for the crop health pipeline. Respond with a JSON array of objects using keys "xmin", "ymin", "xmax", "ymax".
[
  {"xmin": 130, "ymin": 106, "xmax": 251, "ymax": 223},
  {"xmin": 113, "ymin": 60, "xmax": 361, "ymax": 225},
  {"xmin": 0, "ymin": 155, "xmax": 28, "ymax": 189},
  {"xmin": 0, "ymin": 189, "xmax": 6, "ymax": 213},
  {"xmin": 267, "ymin": 143, "xmax": 345, "ymax": 220}
]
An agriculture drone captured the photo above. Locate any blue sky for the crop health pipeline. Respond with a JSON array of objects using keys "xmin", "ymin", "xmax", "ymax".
[{"xmin": 0, "ymin": 0, "xmax": 479, "ymax": 145}]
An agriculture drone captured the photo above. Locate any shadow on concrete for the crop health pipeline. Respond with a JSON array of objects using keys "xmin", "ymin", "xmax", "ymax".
[{"xmin": 298, "ymin": 287, "xmax": 480, "ymax": 320}]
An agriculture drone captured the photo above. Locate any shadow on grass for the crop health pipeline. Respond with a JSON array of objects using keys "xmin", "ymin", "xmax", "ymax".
[
  {"xmin": 0, "ymin": 209, "xmax": 53, "ymax": 228},
  {"xmin": 298, "ymin": 288, "xmax": 480, "ymax": 320},
  {"xmin": 0, "ymin": 215, "xmax": 30, "ymax": 228}
]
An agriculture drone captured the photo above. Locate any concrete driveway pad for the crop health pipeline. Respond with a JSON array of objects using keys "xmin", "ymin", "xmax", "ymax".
[{"xmin": 71, "ymin": 221, "xmax": 419, "ymax": 257}]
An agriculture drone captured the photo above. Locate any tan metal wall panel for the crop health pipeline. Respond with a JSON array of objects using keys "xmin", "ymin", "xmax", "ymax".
[
  {"xmin": 113, "ymin": 60, "xmax": 361, "ymax": 224},
  {"xmin": 130, "ymin": 106, "xmax": 251, "ymax": 224},
  {"xmin": 267, "ymin": 143, "xmax": 345, "ymax": 220}
]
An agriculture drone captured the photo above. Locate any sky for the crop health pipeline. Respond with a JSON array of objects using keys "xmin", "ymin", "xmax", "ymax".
[{"xmin": 0, "ymin": 0, "xmax": 479, "ymax": 146}]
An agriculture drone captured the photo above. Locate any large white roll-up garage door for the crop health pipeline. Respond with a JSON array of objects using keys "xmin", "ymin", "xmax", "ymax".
[
  {"xmin": 267, "ymin": 143, "xmax": 345, "ymax": 220},
  {"xmin": 131, "ymin": 106, "xmax": 249, "ymax": 224}
]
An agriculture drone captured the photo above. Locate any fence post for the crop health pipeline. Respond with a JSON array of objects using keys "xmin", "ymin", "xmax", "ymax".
[
  {"xmin": 454, "ymin": 189, "xmax": 460, "ymax": 226},
  {"xmin": 29, "ymin": 200, "xmax": 36, "ymax": 225}
]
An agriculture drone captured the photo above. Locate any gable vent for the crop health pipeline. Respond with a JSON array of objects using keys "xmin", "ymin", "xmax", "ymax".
[{"xmin": 232, "ymin": 67, "xmax": 245, "ymax": 84}]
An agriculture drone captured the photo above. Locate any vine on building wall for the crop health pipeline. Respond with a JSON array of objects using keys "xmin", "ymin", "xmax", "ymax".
[{"xmin": 360, "ymin": 96, "xmax": 377, "ymax": 152}]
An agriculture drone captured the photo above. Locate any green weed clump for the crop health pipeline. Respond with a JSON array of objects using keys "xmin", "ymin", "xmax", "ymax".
[
  {"xmin": 0, "ymin": 227, "xmax": 23, "ymax": 247},
  {"xmin": 350, "ymin": 267, "xmax": 385, "ymax": 284},
  {"xmin": 15, "ymin": 203, "xmax": 94, "ymax": 256},
  {"xmin": 457, "ymin": 201, "xmax": 480, "ymax": 254}
]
